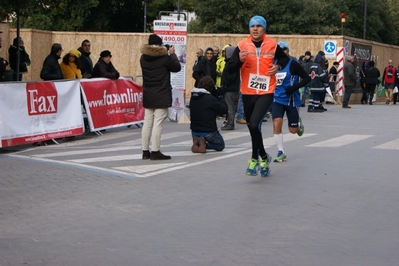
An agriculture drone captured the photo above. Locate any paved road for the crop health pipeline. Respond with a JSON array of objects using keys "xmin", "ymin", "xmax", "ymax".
[{"xmin": 1, "ymin": 103, "xmax": 399, "ymax": 266}]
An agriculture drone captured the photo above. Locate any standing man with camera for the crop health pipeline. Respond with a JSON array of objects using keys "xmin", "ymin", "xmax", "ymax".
[{"xmin": 140, "ymin": 34, "xmax": 181, "ymax": 160}]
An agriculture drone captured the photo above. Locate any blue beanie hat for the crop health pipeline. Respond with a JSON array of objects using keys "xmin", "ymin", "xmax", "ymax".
[
  {"xmin": 278, "ymin": 41, "xmax": 289, "ymax": 53},
  {"xmin": 249, "ymin": 15, "xmax": 267, "ymax": 31}
]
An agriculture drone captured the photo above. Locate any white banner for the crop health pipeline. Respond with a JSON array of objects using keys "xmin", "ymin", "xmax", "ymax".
[{"xmin": 0, "ymin": 80, "xmax": 84, "ymax": 147}]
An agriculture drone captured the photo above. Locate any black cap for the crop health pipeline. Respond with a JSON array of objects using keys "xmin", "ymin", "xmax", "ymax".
[
  {"xmin": 100, "ymin": 50, "xmax": 112, "ymax": 57},
  {"xmin": 305, "ymin": 51, "xmax": 311, "ymax": 56},
  {"xmin": 148, "ymin": 34, "xmax": 163, "ymax": 45}
]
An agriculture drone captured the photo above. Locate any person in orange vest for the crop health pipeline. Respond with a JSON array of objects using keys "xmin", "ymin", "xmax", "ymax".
[
  {"xmin": 227, "ymin": 15, "xmax": 286, "ymax": 177},
  {"xmin": 381, "ymin": 59, "xmax": 396, "ymax": 105}
]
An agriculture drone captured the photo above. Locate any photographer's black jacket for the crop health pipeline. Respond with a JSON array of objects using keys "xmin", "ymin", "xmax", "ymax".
[
  {"xmin": 189, "ymin": 88, "xmax": 227, "ymax": 133},
  {"xmin": 140, "ymin": 44, "xmax": 181, "ymax": 108}
]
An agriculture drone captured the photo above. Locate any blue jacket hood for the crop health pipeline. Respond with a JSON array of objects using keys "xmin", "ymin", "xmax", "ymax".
[{"xmin": 314, "ymin": 53, "xmax": 323, "ymax": 64}]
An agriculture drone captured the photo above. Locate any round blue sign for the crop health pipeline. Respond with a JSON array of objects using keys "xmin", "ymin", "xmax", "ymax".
[{"xmin": 324, "ymin": 42, "xmax": 336, "ymax": 53}]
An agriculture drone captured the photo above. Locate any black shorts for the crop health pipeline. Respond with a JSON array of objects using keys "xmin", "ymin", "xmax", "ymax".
[{"xmin": 271, "ymin": 102, "xmax": 300, "ymax": 128}]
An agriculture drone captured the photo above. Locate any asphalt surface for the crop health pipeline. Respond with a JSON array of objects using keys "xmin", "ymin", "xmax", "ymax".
[{"xmin": 1, "ymin": 102, "xmax": 399, "ymax": 266}]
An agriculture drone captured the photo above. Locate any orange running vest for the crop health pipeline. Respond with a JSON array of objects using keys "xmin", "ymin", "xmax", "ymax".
[{"xmin": 238, "ymin": 34, "xmax": 277, "ymax": 95}]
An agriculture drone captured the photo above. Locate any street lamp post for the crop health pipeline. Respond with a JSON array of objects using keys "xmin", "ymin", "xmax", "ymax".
[
  {"xmin": 363, "ymin": 0, "xmax": 368, "ymax": 39},
  {"xmin": 177, "ymin": 0, "xmax": 181, "ymax": 20},
  {"xmin": 341, "ymin": 13, "xmax": 346, "ymax": 36},
  {"xmin": 143, "ymin": 0, "xmax": 147, "ymax": 33}
]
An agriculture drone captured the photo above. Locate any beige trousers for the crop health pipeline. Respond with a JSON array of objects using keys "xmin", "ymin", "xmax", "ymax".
[{"xmin": 141, "ymin": 108, "xmax": 168, "ymax": 152}]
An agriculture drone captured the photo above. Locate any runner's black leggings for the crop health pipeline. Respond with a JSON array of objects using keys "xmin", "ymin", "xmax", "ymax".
[{"xmin": 242, "ymin": 94, "xmax": 274, "ymax": 160}]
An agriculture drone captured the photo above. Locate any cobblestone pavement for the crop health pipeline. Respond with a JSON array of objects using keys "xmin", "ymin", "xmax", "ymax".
[{"xmin": 1, "ymin": 104, "xmax": 399, "ymax": 266}]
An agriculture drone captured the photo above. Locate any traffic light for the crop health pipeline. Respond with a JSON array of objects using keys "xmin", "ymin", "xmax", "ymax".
[{"xmin": 341, "ymin": 13, "xmax": 346, "ymax": 23}]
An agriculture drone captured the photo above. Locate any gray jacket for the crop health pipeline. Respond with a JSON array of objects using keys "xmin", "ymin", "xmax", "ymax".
[{"xmin": 344, "ymin": 61, "xmax": 357, "ymax": 87}]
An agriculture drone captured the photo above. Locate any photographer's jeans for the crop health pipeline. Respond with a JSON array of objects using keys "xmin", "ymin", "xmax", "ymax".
[{"xmin": 192, "ymin": 131, "xmax": 225, "ymax": 151}]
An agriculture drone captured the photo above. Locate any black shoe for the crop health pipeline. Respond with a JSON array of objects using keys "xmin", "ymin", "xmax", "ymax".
[
  {"xmin": 308, "ymin": 107, "xmax": 323, "ymax": 113},
  {"xmin": 300, "ymin": 104, "xmax": 306, "ymax": 107},
  {"xmin": 369, "ymin": 102, "xmax": 373, "ymax": 105},
  {"xmin": 221, "ymin": 125, "xmax": 234, "ymax": 130},
  {"xmin": 142, "ymin": 150, "xmax": 150, "ymax": 160},
  {"xmin": 150, "ymin": 151, "xmax": 171, "ymax": 160}
]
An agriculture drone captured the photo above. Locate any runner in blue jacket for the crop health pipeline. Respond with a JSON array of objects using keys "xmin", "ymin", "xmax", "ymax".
[{"xmin": 272, "ymin": 41, "xmax": 311, "ymax": 162}]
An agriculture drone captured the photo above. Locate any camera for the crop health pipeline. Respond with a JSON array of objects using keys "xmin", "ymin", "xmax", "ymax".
[{"xmin": 164, "ymin": 44, "xmax": 170, "ymax": 50}]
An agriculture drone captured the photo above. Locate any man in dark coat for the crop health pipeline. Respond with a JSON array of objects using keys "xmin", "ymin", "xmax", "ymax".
[
  {"xmin": 140, "ymin": 34, "xmax": 181, "ymax": 160},
  {"xmin": 220, "ymin": 46, "xmax": 240, "ymax": 130},
  {"xmin": 77, "ymin": 39, "xmax": 93, "ymax": 78},
  {"xmin": 40, "ymin": 43, "xmax": 64, "ymax": 81},
  {"xmin": 365, "ymin": 61, "xmax": 381, "ymax": 105},
  {"xmin": 0, "ymin": 30, "xmax": 9, "ymax": 81},
  {"xmin": 92, "ymin": 50, "xmax": 119, "ymax": 79},
  {"xmin": 192, "ymin": 47, "xmax": 217, "ymax": 87},
  {"xmin": 343, "ymin": 55, "xmax": 357, "ymax": 108},
  {"xmin": 8, "ymin": 37, "xmax": 31, "ymax": 81},
  {"xmin": 307, "ymin": 51, "xmax": 329, "ymax": 112}
]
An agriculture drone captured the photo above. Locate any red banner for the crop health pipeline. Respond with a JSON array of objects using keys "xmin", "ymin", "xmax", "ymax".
[{"xmin": 80, "ymin": 77, "xmax": 144, "ymax": 131}]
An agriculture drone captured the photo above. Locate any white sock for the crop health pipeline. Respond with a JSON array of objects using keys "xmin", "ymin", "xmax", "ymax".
[{"xmin": 274, "ymin": 134, "xmax": 284, "ymax": 153}]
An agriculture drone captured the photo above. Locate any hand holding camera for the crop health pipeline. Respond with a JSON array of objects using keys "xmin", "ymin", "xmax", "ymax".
[{"xmin": 166, "ymin": 44, "xmax": 175, "ymax": 54}]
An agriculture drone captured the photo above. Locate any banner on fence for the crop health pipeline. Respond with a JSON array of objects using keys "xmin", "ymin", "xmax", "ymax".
[
  {"xmin": 80, "ymin": 77, "xmax": 144, "ymax": 131},
  {"xmin": 0, "ymin": 80, "xmax": 84, "ymax": 147}
]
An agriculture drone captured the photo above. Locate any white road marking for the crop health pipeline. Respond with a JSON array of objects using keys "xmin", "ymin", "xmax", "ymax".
[
  {"xmin": 113, "ymin": 162, "xmax": 187, "ymax": 174},
  {"xmin": 307, "ymin": 134, "xmax": 373, "ymax": 147},
  {"xmin": 67, "ymin": 148, "xmax": 245, "ymax": 163},
  {"xmin": 373, "ymin": 138, "xmax": 399, "ymax": 150},
  {"xmin": 238, "ymin": 133, "xmax": 317, "ymax": 147},
  {"xmin": 167, "ymin": 131, "xmax": 249, "ymax": 146},
  {"xmin": 114, "ymin": 148, "xmax": 249, "ymax": 178},
  {"xmin": 32, "ymin": 132, "xmax": 189, "ymax": 158}
]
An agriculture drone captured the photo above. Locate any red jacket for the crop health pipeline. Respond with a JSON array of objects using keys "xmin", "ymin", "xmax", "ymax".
[{"xmin": 383, "ymin": 66, "xmax": 396, "ymax": 84}]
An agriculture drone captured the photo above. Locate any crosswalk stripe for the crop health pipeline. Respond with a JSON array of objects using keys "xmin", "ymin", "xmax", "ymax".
[
  {"xmin": 114, "ymin": 148, "xmax": 249, "ymax": 178},
  {"xmin": 373, "ymin": 138, "xmax": 399, "ymax": 150},
  {"xmin": 113, "ymin": 162, "xmax": 187, "ymax": 174},
  {"xmin": 165, "ymin": 131, "xmax": 249, "ymax": 146},
  {"xmin": 307, "ymin": 134, "xmax": 373, "ymax": 147},
  {"xmin": 238, "ymin": 133, "xmax": 317, "ymax": 147},
  {"xmin": 33, "ymin": 131, "xmax": 248, "ymax": 158},
  {"xmin": 33, "ymin": 131, "xmax": 189, "ymax": 158},
  {"xmin": 67, "ymin": 148, "xmax": 246, "ymax": 163}
]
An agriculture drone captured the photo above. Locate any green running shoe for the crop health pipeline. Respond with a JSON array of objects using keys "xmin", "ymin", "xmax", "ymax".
[
  {"xmin": 246, "ymin": 158, "xmax": 259, "ymax": 176},
  {"xmin": 297, "ymin": 117, "xmax": 304, "ymax": 136},
  {"xmin": 273, "ymin": 150, "xmax": 287, "ymax": 163},
  {"xmin": 259, "ymin": 153, "xmax": 272, "ymax": 177}
]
